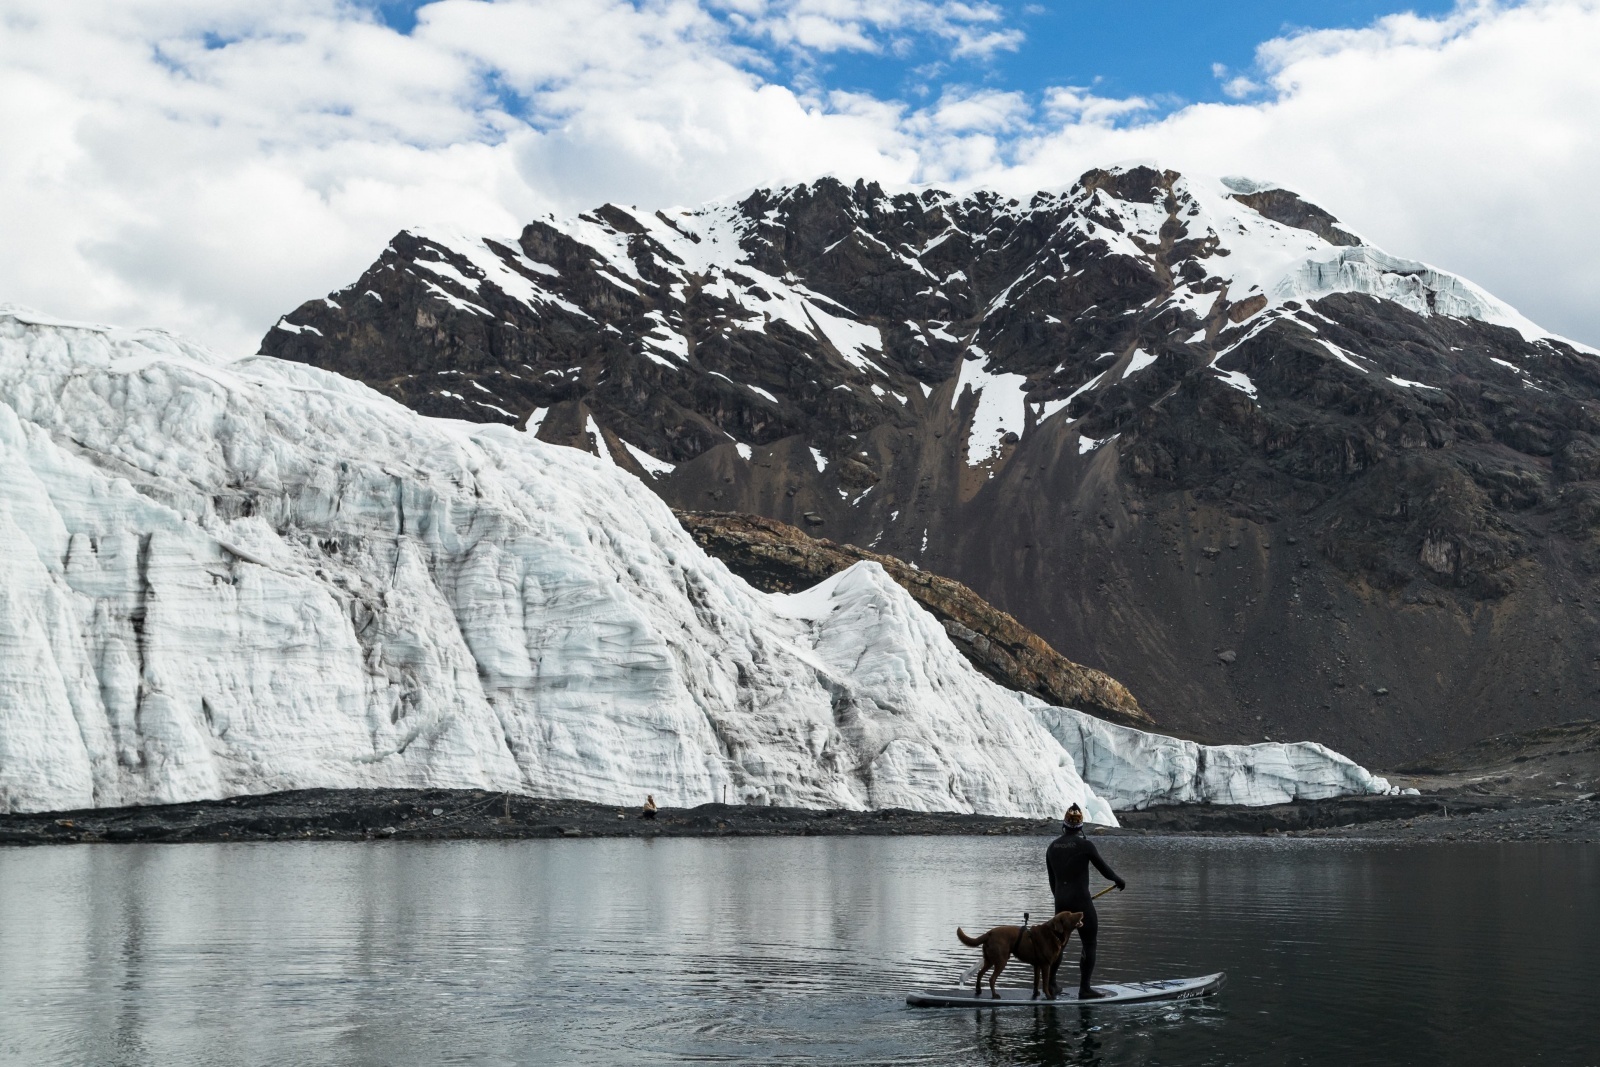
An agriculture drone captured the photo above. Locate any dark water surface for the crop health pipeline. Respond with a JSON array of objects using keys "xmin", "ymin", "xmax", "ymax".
[{"xmin": 1, "ymin": 836, "xmax": 1596, "ymax": 1066}]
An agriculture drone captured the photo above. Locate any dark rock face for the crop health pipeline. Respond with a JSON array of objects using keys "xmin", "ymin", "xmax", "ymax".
[
  {"xmin": 261, "ymin": 167, "xmax": 1600, "ymax": 763},
  {"xmin": 675, "ymin": 510, "xmax": 1151, "ymax": 728},
  {"xmin": 1225, "ymin": 185, "xmax": 1363, "ymax": 247}
]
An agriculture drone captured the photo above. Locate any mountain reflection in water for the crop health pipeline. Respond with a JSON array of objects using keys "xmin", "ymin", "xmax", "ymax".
[{"xmin": 0, "ymin": 835, "xmax": 1595, "ymax": 1066}]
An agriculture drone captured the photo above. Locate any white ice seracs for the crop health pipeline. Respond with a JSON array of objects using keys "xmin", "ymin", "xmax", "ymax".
[
  {"xmin": 0, "ymin": 307, "xmax": 1389, "ymax": 819},
  {"xmin": 1031, "ymin": 708, "xmax": 1390, "ymax": 809},
  {"xmin": 1273, "ymin": 246, "xmax": 1551, "ymax": 342}
]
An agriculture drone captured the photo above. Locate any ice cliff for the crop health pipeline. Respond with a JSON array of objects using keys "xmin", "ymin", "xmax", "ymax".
[{"xmin": 0, "ymin": 308, "xmax": 1390, "ymax": 818}]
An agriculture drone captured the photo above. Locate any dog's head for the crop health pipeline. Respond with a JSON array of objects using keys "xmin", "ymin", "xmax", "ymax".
[{"xmin": 1049, "ymin": 910, "xmax": 1085, "ymax": 935}]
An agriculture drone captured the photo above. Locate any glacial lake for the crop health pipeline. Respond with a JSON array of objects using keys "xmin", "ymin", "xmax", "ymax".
[{"xmin": 1, "ymin": 835, "xmax": 1596, "ymax": 1066}]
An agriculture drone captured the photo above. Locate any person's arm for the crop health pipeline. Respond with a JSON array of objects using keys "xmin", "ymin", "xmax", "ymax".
[
  {"xmin": 1086, "ymin": 840, "xmax": 1127, "ymax": 890},
  {"xmin": 1045, "ymin": 844, "xmax": 1058, "ymax": 895}
]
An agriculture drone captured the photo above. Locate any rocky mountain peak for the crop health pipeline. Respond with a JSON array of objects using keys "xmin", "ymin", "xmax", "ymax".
[{"xmin": 260, "ymin": 166, "xmax": 1600, "ymax": 764}]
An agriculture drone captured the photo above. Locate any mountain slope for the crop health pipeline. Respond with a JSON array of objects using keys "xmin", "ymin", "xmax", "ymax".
[
  {"xmin": 0, "ymin": 307, "xmax": 1390, "ymax": 815},
  {"xmin": 674, "ymin": 510, "xmax": 1150, "ymax": 728},
  {"xmin": 261, "ymin": 167, "xmax": 1600, "ymax": 762}
]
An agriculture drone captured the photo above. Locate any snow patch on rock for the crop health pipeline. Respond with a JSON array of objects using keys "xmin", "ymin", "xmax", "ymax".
[
  {"xmin": 1121, "ymin": 349, "xmax": 1158, "ymax": 379},
  {"xmin": 1213, "ymin": 369, "xmax": 1258, "ymax": 398},
  {"xmin": 958, "ymin": 360, "xmax": 1028, "ymax": 466}
]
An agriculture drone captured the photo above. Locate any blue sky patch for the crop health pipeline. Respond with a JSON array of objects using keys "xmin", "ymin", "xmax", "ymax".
[
  {"xmin": 809, "ymin": 1, "xmax": 1459, "ymax": 108},
  {"xmin": 358, "ymin": 1, "xmax": 1459, "ymax": 119}
]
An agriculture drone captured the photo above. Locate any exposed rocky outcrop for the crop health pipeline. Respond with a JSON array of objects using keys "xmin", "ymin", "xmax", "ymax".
[
  {"xmin": 262, "ymin": 167, "xmax": 1600, "ymax": 763},
  {"xmin": 1223, "ymin": 180, "xmax": 1363, "ymax": 247},
  {"xmin": 676, "ymin": 510, "xmax": 1151, "ymax": 728}
]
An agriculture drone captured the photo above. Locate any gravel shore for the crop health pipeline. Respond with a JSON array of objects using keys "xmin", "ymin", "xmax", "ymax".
[
  {"xmin": 1294, "ymin": 793, "xmax": 1599, "ymax": 844},
  {"xmin": 2, "ymin": 787, "xmax": 1595, "ymax": 846}
]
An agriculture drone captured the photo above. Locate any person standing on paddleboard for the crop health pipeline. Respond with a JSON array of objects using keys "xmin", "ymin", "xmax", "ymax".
[{"xmin": 1046, "ymin": 802, "xmax": 1126, "ymax": 1000}]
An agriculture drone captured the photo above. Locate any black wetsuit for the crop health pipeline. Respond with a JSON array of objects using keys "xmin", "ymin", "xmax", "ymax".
[{"xmin": 1045, "ymin": 825, "xmax": 1123, "ymax": 995}]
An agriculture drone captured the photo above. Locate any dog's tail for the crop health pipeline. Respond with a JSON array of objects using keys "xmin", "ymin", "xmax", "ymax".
[{"xmin": 956, "ymin": 927, "xmax": 986, "ymax": 947}]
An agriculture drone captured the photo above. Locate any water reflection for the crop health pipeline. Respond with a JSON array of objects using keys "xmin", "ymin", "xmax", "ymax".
[
  {"xmin": 971, "ymin": 1006, "xmax": 1103, "ymax": 1066},
  {"xmin": 0, "ymin": 837, "xmax": 1595, "ymax": 1066}
]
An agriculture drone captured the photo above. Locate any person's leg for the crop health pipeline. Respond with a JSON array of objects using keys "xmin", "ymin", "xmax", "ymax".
[
  {"xmin": 1076, "ymin": 903, "xmax": 1105, "ymax": 999},
  {"xmin": 1049, "ymin": 896, "xmax": 1086, "ymax": 997},
  {"xmin": 1048, "ymin": 896, "xmax": 1072, "ymax": 995}
]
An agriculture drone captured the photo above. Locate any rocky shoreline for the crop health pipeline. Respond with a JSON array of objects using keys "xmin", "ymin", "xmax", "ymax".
[{"xmin": 2, "ymin": 786, "xmax": 1595, "ymax": 846}]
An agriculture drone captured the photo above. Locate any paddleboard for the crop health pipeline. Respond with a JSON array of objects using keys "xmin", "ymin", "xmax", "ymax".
[{"xmin": 906, "ymin": 972, "xmax": 1223, "ymax": 1008}]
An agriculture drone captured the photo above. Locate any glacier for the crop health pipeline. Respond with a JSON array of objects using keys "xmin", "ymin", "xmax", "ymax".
[{"xmin": 0, "ymin": 307, "xmax": 1391, "ymax": 819}]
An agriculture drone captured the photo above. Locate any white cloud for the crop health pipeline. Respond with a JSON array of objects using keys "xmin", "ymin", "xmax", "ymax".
[
  {"xmin": 995, "ymin": 0, "xmax": 1600, "ymax": 345},
  {"xmin": 0, "ymin": 0, "xmax": 1597, "ymax": 353},
  {"xmin": 722, "ymin": 0, "xmax": 1022, "ymax": 58},
  {"xmin": 0, "ymin": 0, "xmax": 921, "ymax": 353},
  {"xmin": 927, "ymin": 87, "xmax": 1030, "ymax": 132},
  {"xmin": 1041, "ymin": 86, "xmax": 1153, "ymax": 126}
]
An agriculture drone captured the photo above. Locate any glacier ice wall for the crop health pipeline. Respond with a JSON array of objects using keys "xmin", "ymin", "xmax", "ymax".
[
  {"xmin": 0, "ymin": 307, "xmax": 1389, "ymax": 818},
  {"xmin": 1031, "ymin": 707, "xmax": 1389, "ymax": 809},
  {"xmin": 1272, "ymin": 246, "xmax": 1547, "ymax": 339}
]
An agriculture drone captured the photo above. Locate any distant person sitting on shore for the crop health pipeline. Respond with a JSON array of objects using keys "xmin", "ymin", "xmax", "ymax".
[{"xmin": 641, "ymin": 795, "xmax": 658, "ymax": 820}]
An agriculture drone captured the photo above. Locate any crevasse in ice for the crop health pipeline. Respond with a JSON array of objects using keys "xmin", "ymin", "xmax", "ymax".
[{"xmin": 0, "ymin": 308, "xmax": 1390, "ymax": 818}]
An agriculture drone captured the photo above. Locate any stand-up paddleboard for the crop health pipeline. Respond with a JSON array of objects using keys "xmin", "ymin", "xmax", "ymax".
[{"xmin": 907, "ymin": 972, "xmax": 1223, "ymax": 1008}]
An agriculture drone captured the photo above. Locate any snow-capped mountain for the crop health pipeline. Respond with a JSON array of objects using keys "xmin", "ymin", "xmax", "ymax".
[
  {"xmin": 264, "ymin": 166, "xmax": 1600, "ymax": 763},
  {"xmin": 0, "ymin": 306, "xmax": 1390, "ymax": 816}
]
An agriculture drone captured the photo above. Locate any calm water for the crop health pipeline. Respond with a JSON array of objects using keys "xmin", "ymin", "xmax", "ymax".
[{"xmin": 1, "ymin": 836, "xmax": 1596, "ymax": 1066}]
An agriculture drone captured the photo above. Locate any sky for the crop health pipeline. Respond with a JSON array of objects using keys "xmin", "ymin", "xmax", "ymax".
[{"xmin": 1, "ymin": 0, "xmax": 1597, "ymax": 355}]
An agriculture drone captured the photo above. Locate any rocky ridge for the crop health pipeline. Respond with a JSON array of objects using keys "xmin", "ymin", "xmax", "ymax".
[
  {"xmin": 675, "ymin": 510, "xmax": 1150, "ymax": 728},
  {"xmin": 262, "ymin": 167, "xmax": 1600, "ymax": 762}
]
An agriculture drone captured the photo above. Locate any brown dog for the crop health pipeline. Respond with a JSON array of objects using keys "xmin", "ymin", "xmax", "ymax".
[{"xmin": 956, "ymin": 910, "xmax": 1084, "ymax": 999}]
